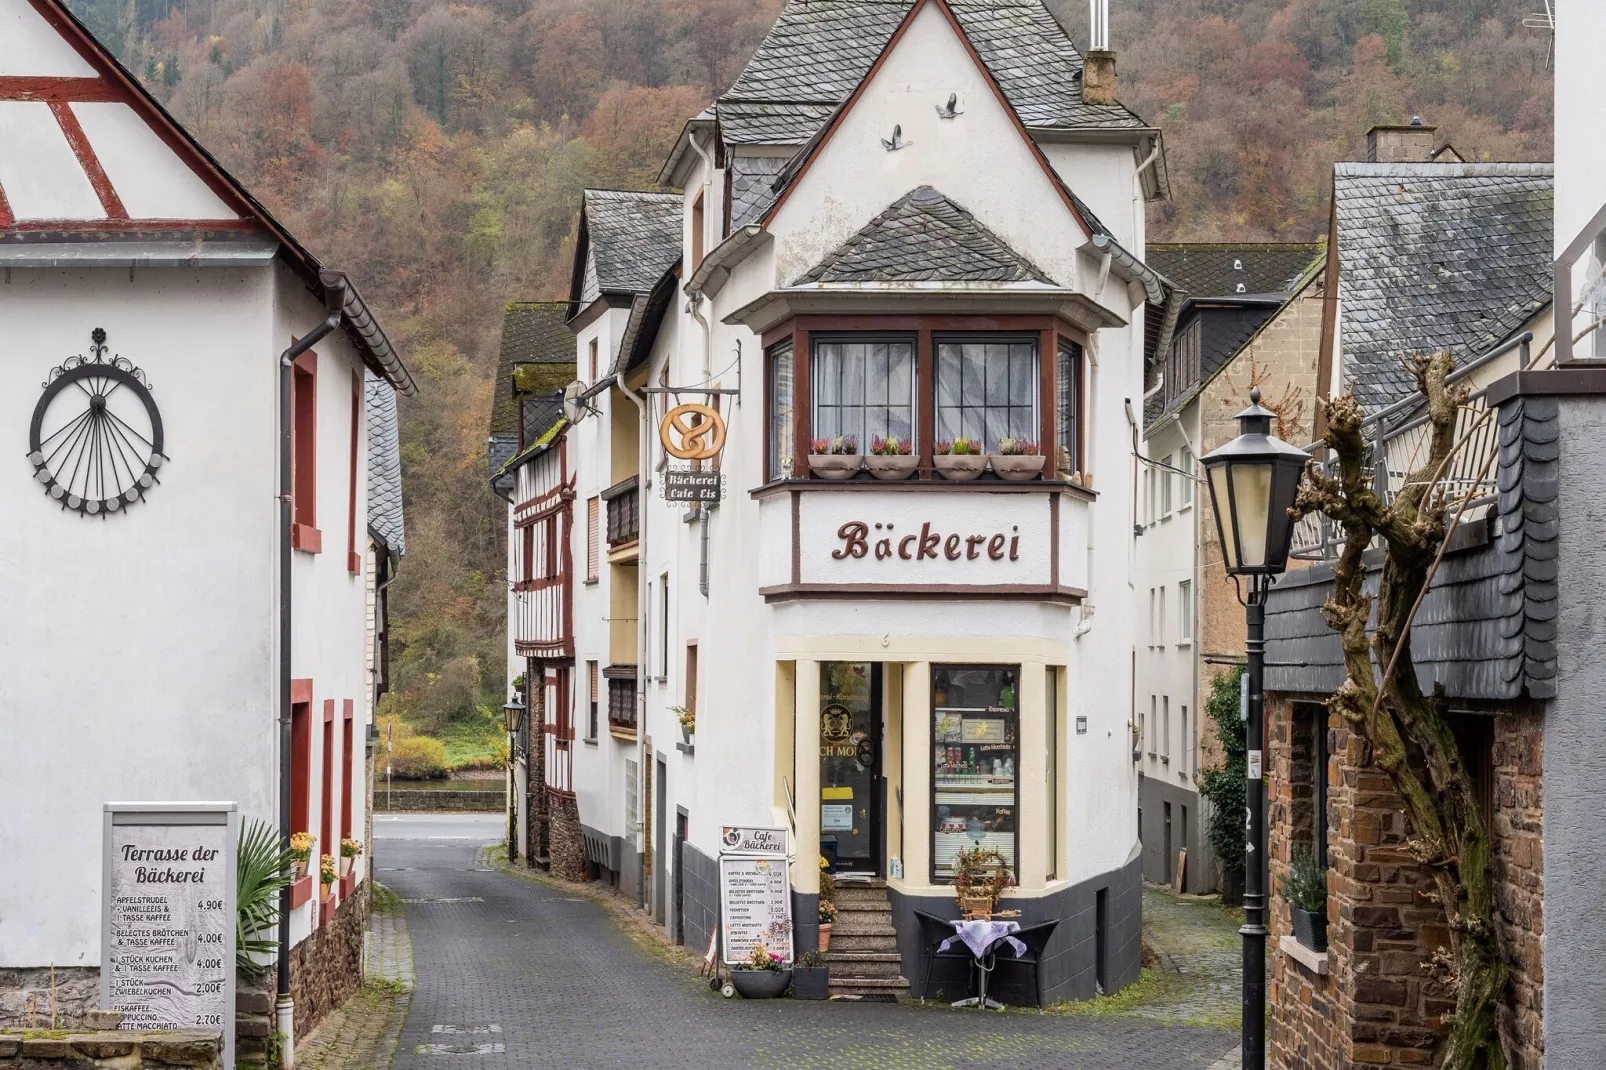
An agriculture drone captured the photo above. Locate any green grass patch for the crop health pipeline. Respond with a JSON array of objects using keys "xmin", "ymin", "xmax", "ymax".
[
  {"xmin": 437, "ymin": 718, "xmax": 503, "ymax": 768},
  {"xmin": 1042, "ymin": 968, "xmax": 1176, "ymax": 1018}
]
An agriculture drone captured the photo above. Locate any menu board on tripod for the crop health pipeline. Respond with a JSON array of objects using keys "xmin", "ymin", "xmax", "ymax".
[
  {"xmin": 102, "ymin": 803, "xmax": 237, "ymax": 1070},
  {"xmin": 718, "ymin": 826, "xmax": 793, "ymax": 965}
]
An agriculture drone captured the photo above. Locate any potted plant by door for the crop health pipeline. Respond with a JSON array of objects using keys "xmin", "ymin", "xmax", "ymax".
[
  {"xmin": 954, "ymin": 845, "xmax": 1015, "ymax": 918},
  {"xmin": 339, "ymin": 837, "xmax": 363, "ymax": 879},
  {"xmin": 865, "ymin": 435, "xmax": 918, "ymax": 480},
  {"xmin": 807, "ymin": 436, "xmax": 861, "ymax": 480},
  {"xmin": 672, "ymin": 704, "xmax": 694, "ymax": 743},
  {"xmin": 289, "ymin": 832, "xmax": 315, "ymax": 881},
  {"xmin": 991, "ymin": 438, "xmax": 1046, "ymax": 481},
  {"xmin": 933, "ymin": 437, "xmax": 986, "ymax": 480},
  {"xmin": 1281, "ymin": 850, "xmax": 1328, "ymax": 952},
  {"xmin": 729, "ymin": 944, "xmax": 792, "ymax": 999},
  {"xmin": 791, "ymin": 951, "xmax": 830, "ymax": 1000}
]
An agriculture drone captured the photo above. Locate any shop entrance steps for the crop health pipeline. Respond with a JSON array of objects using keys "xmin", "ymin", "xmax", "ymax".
[{"xmin": 823, "ymin": 880, "xmax": 910, "ymax": 1000}]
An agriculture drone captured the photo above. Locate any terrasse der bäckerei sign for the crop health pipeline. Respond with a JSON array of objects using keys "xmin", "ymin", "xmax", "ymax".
[
  {"xmin": 103, "ymin": 803, "xmax": 237, "ymax": 1068},
  {"xmin": 718, "ymin": 826, "xmax": 793, "ymax": 965}
]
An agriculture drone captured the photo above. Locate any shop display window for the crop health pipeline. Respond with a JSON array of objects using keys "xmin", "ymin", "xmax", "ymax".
[{"xmin": 931, "ymin": 664, "xmax": 1019, "ymax": 883}]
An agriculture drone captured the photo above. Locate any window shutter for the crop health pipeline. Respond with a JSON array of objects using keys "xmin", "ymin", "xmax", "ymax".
[{"xmin": 586, "ymin": 496, "xmax": 600, "ymax": 580}]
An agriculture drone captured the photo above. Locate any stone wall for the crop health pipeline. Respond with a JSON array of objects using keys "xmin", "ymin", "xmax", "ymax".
[
  {"xmin": 1267, "ymin": 695, "xmax": 1545, "ymax": 1070},
  {"xmin": 287, "ymin": 879, "xmax": 368, "ymax": 1041},
  {"xmin": 374, "ymin": 788, "xmax": 504, "ymax": 812},
  {"xmin": 549, "ymin": 793, "xmax": 586, "ymax": 882},
  {"xmin": 0, "ymin": 968, "xmax": 99, "ymax": 1030},
  {"xmin": 0, "ymin": 1028, "xmax": 221, "ymax": 1069}
]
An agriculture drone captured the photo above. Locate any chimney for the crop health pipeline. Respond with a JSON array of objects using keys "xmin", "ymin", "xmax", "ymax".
[
  {"xmin": 1084, "ymin": 0, "xmax": 1117, "ymax": 105},
  {"xmin": 1366, "ymin": 117, "xmax": 1438, "ymax": 163}
]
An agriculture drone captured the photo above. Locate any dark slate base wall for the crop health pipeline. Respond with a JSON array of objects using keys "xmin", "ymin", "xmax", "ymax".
[
  {"xmin": 791, "ymin": 891, "xmax": 819, "ymax": 961},
  {"xmin": 888, "ymin": 853, "xmax": 1142, "ymax": 1005},
  {"xmin": 679, "ymin": 843, "xmax": 720, "ymax": 956},
  {"xmin": 1138, "ymin": 776, "xmax": 1215, "ymax": 894}
]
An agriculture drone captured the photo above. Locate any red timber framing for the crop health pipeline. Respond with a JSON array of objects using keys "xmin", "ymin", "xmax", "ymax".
[
  {"xmin": 760, "ymin": 314, "xmax": 1089, "ymax": 486},
  {"xmin": 545, "ymin": 667, "xmax": 575, "ymax": 800},
  {"xmin": 512, "ymin": 436, "xmax": 575, "ymax": 660},
  {"xmin": 289, "ymin": 679, "xmax": 314, "ymax": 909}
]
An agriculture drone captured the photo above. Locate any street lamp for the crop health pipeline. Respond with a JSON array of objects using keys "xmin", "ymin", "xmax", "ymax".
[
  {"xmin": 503, "ymin": 688, "xmax": 526, "ymax": 863},
  {"xmin": 1200, "ymin": 388, "xmax": 1307, "ymax": 1070}
]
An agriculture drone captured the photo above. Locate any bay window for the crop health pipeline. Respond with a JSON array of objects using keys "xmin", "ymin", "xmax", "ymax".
[
  {"xmin": 935, "ymin": 337, "xmax": 1037, "ymax": 453},
  {"xmin": 811, "ymin": 337, "xmax": 915, "ymax": 449},
  {"xmin": 1057, "ymin": 339, "xmax": 1081, "ymax": 476}
]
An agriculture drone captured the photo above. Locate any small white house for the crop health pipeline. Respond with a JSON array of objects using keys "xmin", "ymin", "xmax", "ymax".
[
  {"xmin": 0, "ymin": 0, "xmax": 414, "ymax": 1047},
  {"xmin": 518, "ymin": 0, "xmax": 1168, "ymax": 1003}
]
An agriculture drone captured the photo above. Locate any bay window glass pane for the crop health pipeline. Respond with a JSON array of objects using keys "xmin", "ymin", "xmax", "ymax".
[
  {"xmin": 935, "ymin": 338, "xmax": 1038, "ymax": 453},
  {"xmin": 768, "ymin": 341, "xmax": 794, "ymax": 481},
  {"xmin": 932, "ymin": 664, "xmax": 1019, "ymax": 884},
  {"xmin": 1058, "ymin": 339, "xmax": 1081, "ymax": 476},
  {"xmin": 811, "ymin": 337, "xmax": 915, "ymax": 450}
]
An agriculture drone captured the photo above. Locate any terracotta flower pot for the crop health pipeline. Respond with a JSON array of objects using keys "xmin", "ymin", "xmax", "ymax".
[
  {"xmin": 990, "ymin": 455, "xmax": 1047, "ymax": 481},
  {"xmin": 933, "ymin": 455, "xmax": 986, "ymax": 481},
  {"xmin": 818, "ymin": 923, "xmax": 833, "ymax": 952},
  {"xmin": 808, "ymin": 455, "xmax": 861, "ymax": 480},
  {"xmin": 865, "ymin": 455, "xmax": 918, "ymax": 481}
]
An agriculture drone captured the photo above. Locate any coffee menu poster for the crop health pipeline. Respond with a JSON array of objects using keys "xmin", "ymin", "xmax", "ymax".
[
  {"xmin": 103, "ymin": 803, "xmax": 236, "ymax": 1067},
  {"xmin": 718, "ymin": 856, "xmax": 794, "ymax": 966}
]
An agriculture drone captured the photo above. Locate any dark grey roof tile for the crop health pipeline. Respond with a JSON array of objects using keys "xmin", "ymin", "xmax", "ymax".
[
  {"xmin": 730, "ymin": 155, "xmax": 790, "ymax": 228},
  {"xmin": 1146, "ymin": 243, "xmax": 1322, "ymax": 300},
  {"xmin": 366, "ymin": 372, "xmax": 405, "ymax": 556},
  {"xmin": 583, "ymin": 189, "xmax": 682, "ymax": 295}
]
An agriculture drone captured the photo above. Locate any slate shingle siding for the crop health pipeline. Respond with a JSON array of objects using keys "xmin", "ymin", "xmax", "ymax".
[
  {"xmin": 795, "ymin": 185, "xmax": 1052, "ymax": 285},
  {"xmin": 718, "ymin": 102, "xmax": 839, "ymax": 145},
  {"xmin": 729, "ymin": 155, "xmax": 790, "ymax": 228},
  {"xmin": 1335, "ymin": 163, "xmax": 1553, "ymax": 414},
  {"xmin": 488, "ymin": 302, "xmax": 575, "ymax": 489},
  {"xmin": 1264, "ymin": 393, "xmax": 1559, "ymax": 702},
  {"xmin": 582, "ymin": 189, "xmax": 682, "ymax": 295},
  {"xmin": 365, "ymin": 372, "xmax": 405, "ymax": 556}
]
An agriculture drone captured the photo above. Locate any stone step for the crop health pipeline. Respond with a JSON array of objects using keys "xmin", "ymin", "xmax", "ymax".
[
  {"xmin": 822, "ymin": 951, "xmax": 904, "ymax": 979},
  {"xmin": 827, "ymin": 975, "xmax": 910, "ymax": 1000},
  {"xmin": 830, "ymin": 913, "xmax": 895, "ymax": 937},
  {"xmin": 827, "ymin": 932, "xmax": 900, "ymax": 952}
]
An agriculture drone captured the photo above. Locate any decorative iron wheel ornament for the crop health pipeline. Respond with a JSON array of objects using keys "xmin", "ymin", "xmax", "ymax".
[{"xmin": 28, "ymin": 328, "xmax": 165, "ymax": 517}]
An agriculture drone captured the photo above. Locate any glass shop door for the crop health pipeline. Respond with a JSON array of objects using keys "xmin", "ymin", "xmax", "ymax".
[{"xmin": 819, "ymin": 662, "xmax": 883, "ymax": 875}]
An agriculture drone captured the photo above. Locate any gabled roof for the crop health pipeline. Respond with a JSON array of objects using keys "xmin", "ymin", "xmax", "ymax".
[
  {"xmin": 3, "ymin": 0, "xmax": 414, "ymax": 394},
  {"xmin": 796, "ymin": 186, "xmax": 1051, "ymax": 285},
  {"xmin": 1335, "ymin": 162, "xmax": 1553, "ymax": 414},
  {"xmin": 577, "ymin": 189, "xmax": 682, "ymax": 298},
  {"xmin": 366, "ymin": 371, "xmax": 405, "ymax": 558},
  {"xmin": 1147, "ymin": 243, "xmax": 1323, "ymax": 302},
  {"xmin": 489, "ymin": 302, "xmax": 575, "ymax": 485}
]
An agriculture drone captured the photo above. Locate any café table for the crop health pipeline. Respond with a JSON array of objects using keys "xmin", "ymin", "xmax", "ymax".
[{"xmin": 938, "ymin": 919, "xmax": 1025, "ymax": 1010}]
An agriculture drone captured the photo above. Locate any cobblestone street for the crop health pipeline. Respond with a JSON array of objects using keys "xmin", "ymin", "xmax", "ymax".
[{"xmin": 354, "ymin": 814, "xmax": 1238, "ymax": 1070}]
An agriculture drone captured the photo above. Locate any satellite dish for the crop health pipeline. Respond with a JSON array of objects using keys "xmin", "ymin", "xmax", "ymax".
[{"xmin": 562, "ymin": 380, "xmax": 589, "ymax": 423}]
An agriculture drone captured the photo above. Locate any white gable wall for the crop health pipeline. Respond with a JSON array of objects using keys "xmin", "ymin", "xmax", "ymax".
[
  {"xmin": 0, "ymin": 101, "xmax": 106, "ymax": 220},
  {"xmin": 768, "ymin": 1, "xmax": 1086, "ymax": 287},
  {"xmin": 0, "ymin": 0, "xmax": 95, "ymax": 76},
  {"xmin": 71, "ymin": 102, "xmax": 238, "ymax": 220}
]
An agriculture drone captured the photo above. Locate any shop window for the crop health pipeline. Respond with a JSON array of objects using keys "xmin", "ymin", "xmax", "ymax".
[
  {"xmin": 1057, "ymin": 339, "xmax": 1081, "ymax": 476},
  {"xmin": 767, "ymin": 340, "xmax": 794, "ymax": 481},
  {"xmin": 812, "ymin": 336, "xmax": 915, "ymax": 449},
  {"xmin": 935, "ymin": 338, "xmax": 1037, "ymax": 454},
  {"xmin": 931, "ymin": 664, "xmax": 1019, "ymax": 884}
]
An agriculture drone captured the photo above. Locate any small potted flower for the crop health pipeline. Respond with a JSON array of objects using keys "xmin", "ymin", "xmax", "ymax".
[
  {"xmin": 729, "ymin": 943, "xmax": 792, "ymax": 999},
  {"xmin": 865, "ymin": 434, "xmax": 917, "ymax": 480},
  {"xmin": 289, "ymin": 832, "xmax": 315, "ymax": 880},
  {"xmin": 339, "ymin": 837, "xmax": 364, "ymax": 879},
  {"xmin": 319, "ymin": 853, "xmax": 338, "ymax": 890},
  {"xmin": 671, "ymin": 704, "xmax": 694, "ymax": 743},
  {"xmin": 933, "ymin": 436, "xmax": 985, "ymax": 480},
  {"xmin": 807, "ymin": 435, "xmax": 861, "ymax": 480},
  {"xmin": 791, "ymin": 950, "xmax": 829, "ymax": 1000},
  {"xmin": 817, "ymin": 856, "xmax": 837, "ymax": 951},
  {"xmin": 1281, "ymin": 849, "xmax": 1328, "ymax": 952},
  {"xmin": 992, "ymin": 438, "xmax": 1046, "ymax": 481}
]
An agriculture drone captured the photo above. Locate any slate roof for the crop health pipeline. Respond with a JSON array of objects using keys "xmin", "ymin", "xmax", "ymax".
[
  {"xmin": 366, "ymin": 372, "xmax": 405, "ymax": 557},
  {"xmin": 796, "ymin": 186, "xmax": 1052, "ymax": 285},
  {"xmin": 489, "ymin": 302, "xmax": 575, "ymax": 489},
  {"xmin": 730, "ymin": 155, "xmax": 791, "ymax": 228},
  {"xmin": 718, "ymin": 0, "xmax": 1147, "ymax": 134},
  {"xmin": 1265, "ymin": 394, "xmax": 1558, "ymax": 701},
  {"xmin": 582, "ymin": 189, "xmax": 683, "ymax": 295},
  {"xmin": 719, "ymin": 102, "xmax": 840, "ymax": 145},
  {"xmin": 1335, "ymin": 162, "xmax": 1553, "ymax": 414},
  {"xmin": 1147, "ymin": 243, "xmax": 1322, "ymax": 301}
]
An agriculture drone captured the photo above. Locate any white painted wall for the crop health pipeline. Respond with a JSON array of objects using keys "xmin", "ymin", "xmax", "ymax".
[
  {"xmin": 0, "ymin": 0, "xmax": 96, "ymax": 77},
  {"xmin": 0, "ymin": 259, "xmax": 373, "ymax": 965},
  {"xmin": 1555, "ymin": 4, "xmax": 1606, "ymax": 255}
]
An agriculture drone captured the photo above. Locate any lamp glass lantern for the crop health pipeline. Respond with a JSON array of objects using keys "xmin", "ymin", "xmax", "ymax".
[
  {"xmin": 503, "ymin": 690, "xmax": 526, "ymax": 735},
  {"xmin": 1201, "ymin": 389, "xmax": 1309, "ymax": 576}
]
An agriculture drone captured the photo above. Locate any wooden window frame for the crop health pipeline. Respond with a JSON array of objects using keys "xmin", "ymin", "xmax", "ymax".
[
  {"xmin": 291, "ymin": 350, "xmax": 321, "ymax": 552},
  {"xmin": 761, "ymin": 315, "xmax": 1084, "ymax": 485},
  {"xmin": 290, "ymin": 681, "xmax": 313, "ymax": 837},
  {"xmin": 685, "ymin": 642, "xmax": 698, "ymax": 718},
  {"xmin": 340, "ymin": 700, "xmax": 354, "ymax": 843},
  {"xmin": 589, "ymin": 338, "xmax": 599, "ymax": 383},
  {"xmin": 691, "ymin": 192, "xmax": 705, "ymax": 270},
  {"xmin": 346, "ymin": 371, "xmax": 361, "ymax": 574},
  {"xmin": 586, "ymin": 660, "xmax": 599, "ymax": 742},
  {"xmin": 521, "ymin": 523, "xmax": 536, "ymax": 585},
  {"xmin": 320, "ymin": 699, "xmax": 335, "ymax": 876}
]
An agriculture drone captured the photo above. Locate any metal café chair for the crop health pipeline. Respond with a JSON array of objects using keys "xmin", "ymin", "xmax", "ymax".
[
  {"xmin": 990, "ymin": 919, "xmax": 1060, "ymax": 1009},
  {"xmin": 913, "ymin": 909, "xmax": 976, "ymax": 1004}
]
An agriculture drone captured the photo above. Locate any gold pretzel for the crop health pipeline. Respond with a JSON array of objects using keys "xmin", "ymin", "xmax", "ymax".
[{"xmin": 660, "ymin": 403, "xmax": 726, "ymax": 460}]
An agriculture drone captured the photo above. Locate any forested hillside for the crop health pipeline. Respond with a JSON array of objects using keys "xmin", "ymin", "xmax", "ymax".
[{"xmin": 66, "ymin": 0, "xmax": 1551, "ymax": 749}]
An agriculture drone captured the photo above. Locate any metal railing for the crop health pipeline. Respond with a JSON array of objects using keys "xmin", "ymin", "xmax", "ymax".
[{"xmin": 1289, "ymin": 333, "xmax": 1529, "ymax": 561}]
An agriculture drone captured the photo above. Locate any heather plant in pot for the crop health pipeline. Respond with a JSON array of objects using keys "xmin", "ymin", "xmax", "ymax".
[
  {"xmin": 807, "ymin": 435, "xmax": 861, "ymax": 479},
  {"xmin": 792, "ymin": 951, "xmax": 829, "ymax": 1000},
  {"xmin": 1280, "ymin": 849, "xmax": 1328, "ymax": 952},
  {"xmin": 933, "ymin": 436, "xmax": 986, "ymax": 480},
  {"xmin": 730, "ymin": 943, "xmax": 792, "ymax": 999},
  {"xmin": 991, "ymin": 438, "xmax": 1046, "ymax": 481},
  {"xmin": 866, "ymin": 434, "xmax": 918, "ymax": 480}
]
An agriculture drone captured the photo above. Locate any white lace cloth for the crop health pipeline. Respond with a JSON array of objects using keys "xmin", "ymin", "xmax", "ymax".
[{"xmin": 938, "ymin": 919, "xmax": 1025, "ymax": 959}]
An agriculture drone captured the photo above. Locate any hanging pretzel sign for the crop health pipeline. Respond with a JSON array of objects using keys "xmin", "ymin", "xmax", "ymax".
[{"xmin": 659, "ymin": 402, "xmax": 726, "ymax": 460}]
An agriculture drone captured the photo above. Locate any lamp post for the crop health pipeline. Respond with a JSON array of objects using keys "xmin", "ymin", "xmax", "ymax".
[
  {"xmin": 1199, "ymin": 388, "xmax": 1307, "ymax": 1070},
  {"xmin": 503, "ymin": 689, "xmax": 525, "ymax": 864}
]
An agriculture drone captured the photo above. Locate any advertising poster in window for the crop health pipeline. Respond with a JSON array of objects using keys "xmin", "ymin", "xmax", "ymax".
[
  {"xmin": 931, "ymin": 666, "xmax": 1019, "ymax": 883},
  {"xmin": 102, "ymin": 803, "xmax": 236, "ymax": 1069}
]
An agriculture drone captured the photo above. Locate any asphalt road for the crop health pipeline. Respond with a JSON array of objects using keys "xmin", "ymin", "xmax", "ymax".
[{"xmin": 374, "ymin": 813, "xmax": 1238, "ymax": 1070}]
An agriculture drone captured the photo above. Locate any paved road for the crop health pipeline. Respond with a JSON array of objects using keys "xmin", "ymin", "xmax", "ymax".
[{"xmin": 374, "ymin": 814, "xmax": 1238, "ymax": 1070}]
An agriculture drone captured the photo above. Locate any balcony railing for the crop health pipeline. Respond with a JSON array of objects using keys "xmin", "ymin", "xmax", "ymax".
[
  {"xmin": 605, "ymin": 669, "xmax": 638, "ymax": 734},
  {"xmin": 1290, "ymin": 334, "xmax": 1528, "ymax": 561},
  {"xmin": 603, "ymin": 476, "xmax": 639, "ymax": 548}
]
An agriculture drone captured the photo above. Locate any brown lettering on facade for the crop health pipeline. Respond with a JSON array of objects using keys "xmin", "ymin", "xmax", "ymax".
[
  {"xmin": 874, "ymin": 538, "xmax": 892, "ymax": 560},
  {"xmin": 830, "ymin": 520, "xmax": 1028, "ymax": 568},
  {"xmin": 899, "ymin": 535, "xmax": 916, "ymax": 560},
  {"xmin": 965, "ymin": 534, "xmax": 985, "ymax": 560},
  {"xmin": 943, "ymin": 534, "xmax": 961, "ymax": 560},
  {"xmin": 987, "ymin": 534, "xmax": 1006, "ymax": 560},
  {"xmin": 1009, "ymin": 527, "xmax": 1020, "ymax": 561},
  {"xmin": 918, "ymin": 522, "xmax": 941, "ymax": 560},
  {"xmin": 833, "ymin": 521, "xmax": 869, "ymax": 559}
]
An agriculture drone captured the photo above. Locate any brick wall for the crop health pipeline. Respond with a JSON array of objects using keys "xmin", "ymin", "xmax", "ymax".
[
  {"xmin": 1268, "ymin": 696, "xmax": 1545, "ymax": 1069},
  {"xmin": 549, "ymin": 793, "xmax": 586, "ymax": 882},
  {"xmin": 288, "ymin": 879, "xmax": 368, "ymax": 1041}
]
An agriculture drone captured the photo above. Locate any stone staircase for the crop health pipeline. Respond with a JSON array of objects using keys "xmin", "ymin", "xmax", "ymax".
[{"xmin": 822, "ymin": 880, "xmax": 910, "ymax": 1000}]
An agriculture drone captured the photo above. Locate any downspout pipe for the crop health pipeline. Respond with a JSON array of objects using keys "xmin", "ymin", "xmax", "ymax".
[
  {"xmin": 687, "ymin": 131, "xmax": 717, "ymax": 379},
  {"xmin": 277, "ymin": 272, "xmax": 348, "ymax": 1065},
  {"xmin": 612, "ymin": 371, "xmax": 651, "ymax": 910}
]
